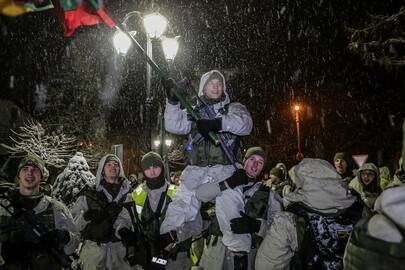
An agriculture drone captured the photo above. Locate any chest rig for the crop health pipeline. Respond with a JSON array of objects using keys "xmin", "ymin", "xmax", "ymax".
[{"xmin": 187, "ymin": 103, "xmax": 241, "ymax": 166}]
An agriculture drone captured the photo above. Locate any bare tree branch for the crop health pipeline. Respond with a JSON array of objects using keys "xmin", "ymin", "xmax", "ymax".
[{"xmin": 348, "ymin": 5, "xmax": 405, "ymax": 68}]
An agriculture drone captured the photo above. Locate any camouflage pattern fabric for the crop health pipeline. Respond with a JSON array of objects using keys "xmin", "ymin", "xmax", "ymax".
[{"xmin": 303, "ymin": 210, "xmax": 354, "ymax": 270}]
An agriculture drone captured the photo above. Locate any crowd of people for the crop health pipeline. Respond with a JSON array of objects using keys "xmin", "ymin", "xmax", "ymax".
[{"xmin": 0, "ymin": 69, "xmax": 404, "ymax": 270}]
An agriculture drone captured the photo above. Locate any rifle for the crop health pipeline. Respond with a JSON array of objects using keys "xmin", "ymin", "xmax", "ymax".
[
  {"xmin": 194, "ymin": 91, "xmax": 241, "ymax": 170},
  {"xmin": 76, "ymin": 185, "xmax": 126, "ymax": 246},
  {"xmin": 69, "ymin": 4, "xmax": 219, "ymax": 146},
  {"xmin": 110, "ymin": 20, "xmax": 241, "ymax": 171},
  {"xmin": 0, "ymin": 199, "xmax": 72, "ymax": 269},
  {"xmin": 76, "ymin": 185, "xmax": 123, "ymax": 218},
  {"xmin": 115, "ymin": 21, "xmax": 241, "ymax": 164},
  {"xmin": 121, "ymin": 201, "xmax": 151, "ymax": 268},
  {"xmin": 115, "ymin": 24, "xmax": 220, "ymax": 146}
]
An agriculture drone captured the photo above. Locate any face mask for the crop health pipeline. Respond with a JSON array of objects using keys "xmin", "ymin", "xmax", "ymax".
[{"xmin": 145, "ymin": 171, "xmax": 165, "ymax": 190}]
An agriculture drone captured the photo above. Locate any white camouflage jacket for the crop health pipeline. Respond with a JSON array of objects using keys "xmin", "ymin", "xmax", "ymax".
[{"xmin": 164, "ymin": 69, "xmax": 252, "ymax": 137}]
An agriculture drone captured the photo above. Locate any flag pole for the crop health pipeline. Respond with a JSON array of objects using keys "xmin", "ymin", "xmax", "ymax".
[{"xmin": 88, "ymin": 2, "xmax": 218, "ymax": 144}]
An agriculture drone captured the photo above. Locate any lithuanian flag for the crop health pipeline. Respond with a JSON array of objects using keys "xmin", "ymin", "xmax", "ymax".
[{"xmin": 52, "ymin": 0, "xmax": 116, "ymax": 37}]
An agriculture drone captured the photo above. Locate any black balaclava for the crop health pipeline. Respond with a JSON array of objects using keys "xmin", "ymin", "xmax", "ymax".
[
  {"xmin": 145, "ymin": 171, "xmax": 165, "ymax": 190},
  {"xmin": 102, "ymin": 178, "xmax": 123, "ymax": 198}
]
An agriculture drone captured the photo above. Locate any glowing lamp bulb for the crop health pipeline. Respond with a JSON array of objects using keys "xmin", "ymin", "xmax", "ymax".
[{"xmin": 113, "ymin": 30, "xmax": 132, "ymax": 54}]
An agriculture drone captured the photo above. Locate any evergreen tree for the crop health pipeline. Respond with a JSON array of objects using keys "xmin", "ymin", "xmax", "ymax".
[{"xmin": 52, "ymin": 152, "xmax": 96, "ymax": 207}]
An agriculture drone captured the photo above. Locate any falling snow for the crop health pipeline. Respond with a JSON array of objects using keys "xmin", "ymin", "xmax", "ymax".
[
  {"xmin": 0, "ymin": 0, "xmax": 403, "ymax": 167},
  {"xmin": 9, "ymin": 76, "xmax": 14, "ymax": 89}
]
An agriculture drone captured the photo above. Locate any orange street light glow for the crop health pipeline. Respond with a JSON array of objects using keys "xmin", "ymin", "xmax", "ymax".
[{"xmin": 294, "ymin": 105, "xmax": 300, "ymax": 111}]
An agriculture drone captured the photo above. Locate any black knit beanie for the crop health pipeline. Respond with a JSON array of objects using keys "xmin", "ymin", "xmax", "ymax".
[{"xmin": 141, "ymin": 152, "xmax": 164, "ymax": 171}]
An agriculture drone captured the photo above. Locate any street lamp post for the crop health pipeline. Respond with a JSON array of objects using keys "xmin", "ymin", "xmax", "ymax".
[
  {"xmin": 154, "ymin": 127, "xmax": 172, "ymax": 181},
  {"xmin": 158, "ymin": 36, "xmax": 180, "ymax": 181},
  {"xmin": 143, "ymin": 12, "xmax": 168, "ymax": 150},
  {"xmin": 294, "ymin": 105, "xmax": 304, "ymax": 161},
  {"xmin": 158, "ymin": 111, "xmax": 165, "ymax": 157},
  {"xmin": 145, "ymin": 35, "xmax": 153, "ymax": 148},
  {"xmin": 112, "ymin": 11, "xmax": 180, "ymax": 180},
  {"xmin": 113, "ymin": 12, "xmax": 179, "ymax": 151}
]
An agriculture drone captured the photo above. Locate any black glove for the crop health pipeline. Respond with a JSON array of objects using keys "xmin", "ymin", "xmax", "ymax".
[
  {"xmin": 196, "ymin": 118, "xmax": 222, "ymax": 138},
  {"xmin": 158, "ymin": 233, "xmax": 175, "ymax": 251},
  {"xmin": 40, "ymin": 229, "xmax": 70, "ymax": 248},
  {"xmin": 119, "ymin": 227, "xmax": 137, "ymax": 247},
  {"xmin": 225, "ymin": 169, "xmax": 249, "ymax": 189},
  {"xmin": 165, "ymin": 236, "xmax": 191, "ymax": 262},
  {"xmin": 161, "ymin": 77, "xmax": 178, "ymax": 105},
  {"xmin": 166, "ymin": 242, "xmax": 180, "ymax": 261},
  {"xmin": 230, "ymin": 211, "xmax": 261, "ymax": 234},
  {"xmin": 83, "ymin": 209, "xmax": 105, "ymax": 223}
]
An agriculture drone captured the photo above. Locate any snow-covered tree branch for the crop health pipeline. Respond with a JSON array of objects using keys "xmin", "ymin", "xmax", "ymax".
[{"xmin": 1, "ymin": 120, "xmax": 77, "ymax": 168}]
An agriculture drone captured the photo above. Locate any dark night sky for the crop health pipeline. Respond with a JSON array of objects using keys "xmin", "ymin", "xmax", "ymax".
[{"xmin": 0, "ymin": 0, "xmax": 404, "ymax": 170}]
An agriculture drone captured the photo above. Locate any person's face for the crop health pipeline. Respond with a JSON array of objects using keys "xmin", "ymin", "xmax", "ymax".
[
  {"xmin": 360, "ymin": 170, "xmax": 375, "ymax": 186},
  {"xmin": 244, "ymin": 154, "xmax": 265, "ymax": 179},
  {"xmin": 270, "ymin": 175, "xmax": 280, "ymax": 184},
  {"xmin": 18, "ymin": 165, "xmax": 42, "ymax": 192},
  {"xmin": 104, "ymin": 160, "xmax": 120, "ymax": 182},
  {"xmin": 334, "ymin": 159, "xmax": 348, "ymax": 174},
  {"xmin": 204, "ymin": 79, "xmax": 223, "ymax": 99},
  {"xmin": 278, "ymin": 167, "xmax": 286, "ymax": 176},
  {"xmin": 174, "ymin": 176, "xmax": 180, "ymax": 185},
  {"xmin": 144, "ymin": 166, "xmax": 162, "ymax": 179}
]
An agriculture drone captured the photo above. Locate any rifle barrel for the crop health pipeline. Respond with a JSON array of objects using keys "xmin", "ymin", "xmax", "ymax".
[{"xmin": 116, "ymin": 25, "xmax": 218, "ymax": 145}]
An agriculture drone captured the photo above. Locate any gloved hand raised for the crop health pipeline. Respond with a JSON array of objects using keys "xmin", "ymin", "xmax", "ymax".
[
  {"xmin": 196, "ymin": 118, "xmax": 222, "ymax": 138},
  {"xmin": 230, "ymin": 211, "xmax": 261, "ymax": 234},
  {"xmin": 224, "ymin": 169, "xmax": 249, "ymax": 189},
  {"xmin": 40, "ymin": 229, "xmax": 70, "ymax": 249},
  {"xmin": 161, "ymin": 77, "xmax": 178, "ymax": 105}
]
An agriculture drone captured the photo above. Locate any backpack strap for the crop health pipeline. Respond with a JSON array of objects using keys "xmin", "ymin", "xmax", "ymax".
[
  {"xmin": 123, "ymin": 201, "xmax": 137, "ymax": 230},
  {"xmin": 153, "ymin": 187, "xmax": 169, "ymax": 236}
]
